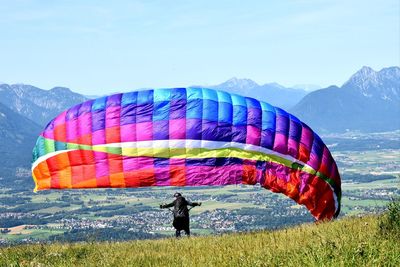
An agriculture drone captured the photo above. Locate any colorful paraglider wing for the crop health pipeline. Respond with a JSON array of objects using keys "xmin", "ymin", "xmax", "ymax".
[{"xmin": 32, "ymin": 88, "xmax": 341, "ymax": 220}]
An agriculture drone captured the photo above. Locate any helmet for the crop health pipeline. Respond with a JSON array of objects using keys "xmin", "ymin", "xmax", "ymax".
[{"xmin": 174, "ymin": 192, "xmax": 182, "ymax": 198}]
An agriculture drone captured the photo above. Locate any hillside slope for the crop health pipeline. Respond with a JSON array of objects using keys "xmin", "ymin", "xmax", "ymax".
[
  {"xmin": 1, "ymin": 215, "xmax": 398, "ymax": 266},
  {"xmin": 0, "ymin": 103, "xmax": 41, "ymax": 187},
  {"xmin": 290, "ymin": 66, "xmax": 400, "ymax": 133}
]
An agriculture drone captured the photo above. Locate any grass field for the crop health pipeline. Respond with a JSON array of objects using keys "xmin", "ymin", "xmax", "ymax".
[{"xmin": 1, "ymin": 214, "xmax": 398, "ymax": 267}]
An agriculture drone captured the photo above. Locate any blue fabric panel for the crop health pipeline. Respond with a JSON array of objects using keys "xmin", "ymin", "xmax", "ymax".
[
  {"xmin": 218, "ymin": 102, "xmax": 233, "ymax": 123},
  {"xmin": 260, "ymin": 101, "xmax": 275, "ymax": 112},
  {"xmin": 262, "ymin": 110, "xmax": 276, "ymax": 131},
  {"xmin": 231, "ymin": 94, "xmax": 247, "ymax": 106},
  {"xmin": 217, "ymin": 90, "xmax": 232, "ymax": 104},
  {"xmin": 186, "ymin": 99, "xmax": 203, "ymax": 119},
  {"xmin": 154, "ymin": 158, "xmax": 170, "ymax": 167},
  {"xmin": 232, "ymin": 105, "xmax": 247, "ymax": 126},
  {"xmin": 202, "ymin": 88, "xmax": 218, "ymax": 101},
  {"xmin": 37, "ymin": 137, "xmax": 46, "ymax": 156},
  {"xmin": 186, "ymin": 87, "xmax": 203, "ymax": 100},
  {"xmin": 171, "ymin": 88, "xmax": 187, "ymax": 99},
  {"xmin": 246, "ymin": 97, "xmax": 260, "ymax": 109},
  {"xmin": 137, "ymin": 90, "xmax": 154, "ymax": 105},
  {"xmin": 121, "ymin": 92, "xmax": 138, "ymax": 107},
  {"xmin": 153, "ymin": 89, "xmax": 171, "ymax": 102},
  {"xmin": 202, "ymin": 99, "xmax": 218, "ymax": 121},
  {"xmin": 153, "ymin": 101, "xmax": 170, "ymax": 121},
  {"xmin": 92, "ymin": 96, "xmax": 107, "ymax": 111}
]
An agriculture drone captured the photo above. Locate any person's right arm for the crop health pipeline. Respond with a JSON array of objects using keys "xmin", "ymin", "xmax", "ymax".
[{"xmin": 160, "ymin": 201, "xmax": 174, "ymax": 209}]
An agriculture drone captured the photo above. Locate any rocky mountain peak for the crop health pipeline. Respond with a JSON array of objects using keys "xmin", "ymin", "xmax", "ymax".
[
  {"xmin": 221, "ymin": 77, "xmax": 259, "ymax": 89},
  {"xmin": 343, "ymin": 66, "xmax": 400, "ymax": 100}
]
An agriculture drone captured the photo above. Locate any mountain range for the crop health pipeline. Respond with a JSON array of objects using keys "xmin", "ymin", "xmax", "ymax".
[
  {"xmin": 290, "ymin": 66, "xmax": 400, "ymax": 133},
  {"xmin": 208, "ymin": 78, "xmax": 307, "ymax": 109},
  {"xmin": 0, "ymin": 66, "xmax": 399, "ymax": 187},
  {"xmin": 0, "ymin": 84, "xmax": 87, "ymax": 126}
]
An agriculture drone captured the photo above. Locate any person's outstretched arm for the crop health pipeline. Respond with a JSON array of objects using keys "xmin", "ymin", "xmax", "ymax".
[
  {"xmin": 187, "ymin": 200, "xmax": 202, "ymax": 207},
  {"xmin": 160, "ymin": 202, "xmax": 174, "ymax": 209}
]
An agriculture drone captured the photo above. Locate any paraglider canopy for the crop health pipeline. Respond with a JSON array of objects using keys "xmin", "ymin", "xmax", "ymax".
[{"xmin": 32, "ymin": 87, "xmax": 341, "ymax": 220}]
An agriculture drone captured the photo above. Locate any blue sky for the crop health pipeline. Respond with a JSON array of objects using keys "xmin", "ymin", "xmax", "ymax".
[{"xmin": 0, "ymin": 0, "xmax": 398, "ymax": 94}]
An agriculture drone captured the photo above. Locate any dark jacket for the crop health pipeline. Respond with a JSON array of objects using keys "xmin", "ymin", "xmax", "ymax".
[{"xmin": 161, "ymin": 196, "xmax": 200, "ymax": 218}]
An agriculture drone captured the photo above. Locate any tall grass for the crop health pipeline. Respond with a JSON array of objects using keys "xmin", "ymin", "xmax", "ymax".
[
  {"xmin": 1, "ymin": 215, "xmax": 399, "ymax": 267},
  {"xmin": 379, "ymin": 196, "xmax": 400, "ymax": 240}
]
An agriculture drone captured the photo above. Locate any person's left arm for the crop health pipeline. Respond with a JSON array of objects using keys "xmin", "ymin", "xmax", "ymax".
[{"xmin": 187, "ymin": 200, "xmax": 202, "ymax": 207}]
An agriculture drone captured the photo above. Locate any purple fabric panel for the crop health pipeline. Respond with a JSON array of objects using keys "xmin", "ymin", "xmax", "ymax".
[
  {"xmin": 186, "ymin": 119, "xmax": 202, "ymax": 140},
  {"xmin": 120, "ymin": 105, "xmax": 137, "ymax": 125},
  {"xmin": 106, "ymin": 106, "xmax": 121, "ymax": 128},
  {"xmin": 276, "ymin": 114, "xmax": 289, "ymax": 134},
  {"xmin": 170, "ymin": 99, "xmax": 186, "ymax": 119},
  {"xmin": 153, "ymin": 120, "xmax": 169, "ymax": 140},
  {"xmin": 107, "ymin": 93, "xmax": 122, "ymax": 107},
  {"xmin": 216, "ymin": 122, "xmax": 232, "ymax": 142},
  {"xmin": 289, "ymin": 119, "xmax": 302, "ymax": 142},
  {"xmin": 273, "ymin": 133, "xmax": 288, "ymax": 154},
  {"xmin": 202, "ymin": 120, "xmax": 218, "ymax": 141},
  {"xmin": 92, "ymin": 110, "xmax": 106, "ymax": 131},
  {"xmin": 66, "ymin": 104, "xmax": 80, "ymax": 121},
  {"xmin": 247, "ymin": 108, "xmax": 262, "ymax": 128},
  {"xmin": 120, "ymin": 124, "xmax": 136, "ymax": 142},
  {"xmin": 78, "ymin": 100, "xmax": 93, "ymax": 116},
  {"xmin": 136, "ymin": 103, "xmax": 153, "ymax": 123},
  {"xmin": 185, "ymin": 165, "xmax": 243, "ymax": 186},
  {"xmin": 155, "ymin": 167, "xmax": 170, "ymax": 186},
  {"xmin": 231, "ymin": 125, "xmax": 246, "ymax": 143},
  {"xmin": 260, "ymin": 129, "xmax": 274, "ymax": 149}
]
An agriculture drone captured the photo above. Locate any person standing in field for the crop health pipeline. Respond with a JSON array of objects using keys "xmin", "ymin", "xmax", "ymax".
[{"xmin": 160, "ymin": 192, "xmax": 201, "ymax": 238}]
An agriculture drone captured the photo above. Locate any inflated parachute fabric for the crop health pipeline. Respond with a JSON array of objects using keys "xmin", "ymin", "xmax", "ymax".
[{"xmin": 32, "ymin": 88, "xmax": 341, "ymax": 220}]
